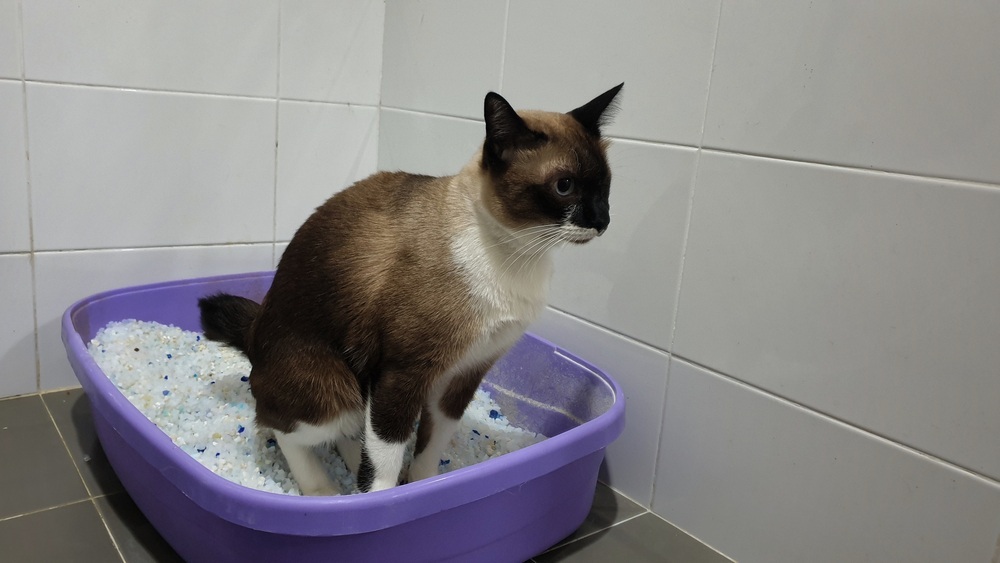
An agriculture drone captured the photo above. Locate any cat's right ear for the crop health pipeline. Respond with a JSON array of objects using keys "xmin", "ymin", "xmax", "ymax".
[{"xmin": 483, "ymin": 92, "xmax": 542, "ymax": 171}]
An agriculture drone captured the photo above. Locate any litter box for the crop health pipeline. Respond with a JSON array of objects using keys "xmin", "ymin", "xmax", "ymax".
[{"xmin": 62, "ymin": 271, "xmax": 626, "ymax": 563}]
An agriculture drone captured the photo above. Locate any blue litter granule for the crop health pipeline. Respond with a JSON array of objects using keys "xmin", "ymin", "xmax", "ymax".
[
  {"xmin": 166, "ymin": 353, "xmax": 172, "ymax": 359},
  {"xmin": 237, "ymin": 425, "xmax": 245, "ymax": 433},
  {"xmin": 196, "ymin": 447, "xmax": 206, "ymax": 453},
  {"xmin": 196, "ymin": 335, "xmax": 201, "ymax": 341},
  {"xmin": 489, "ymin": 409, "xmax": 500, "ymax": 419},
  {"xmin": 472, "ymin": 429, "xmax": 480, "ymax": 436},
  {"xmin": 266, "ymin": 438, "xmax": 277, "ymax": 447},
  {"xmin": 215, "ymin": 452, "xmax": 220, "ymax": 458},
  {"xmin": 240, "ymin": 376, "xmax": 249, "ymax": 382},
  {"xmin": 162, "ymin": 390, "xmax": 170, "ymax": 396},
  {"xmin": 163, "ymin": 375, "xmax": 168, "ymax": 380},
  {"xmin": 439, "ymin": 459, "xmax": 451, "ymax": 466}
]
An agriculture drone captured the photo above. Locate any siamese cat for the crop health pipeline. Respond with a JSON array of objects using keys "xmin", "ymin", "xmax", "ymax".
[{"xmin": 199, "ymin": 84, "xmax": 623, "ymax": 495}]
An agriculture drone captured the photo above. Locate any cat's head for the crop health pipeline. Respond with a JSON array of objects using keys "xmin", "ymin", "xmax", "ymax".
[{"xmin": 479, "ymin": 84, "xmax": 623, "ymax": 244}]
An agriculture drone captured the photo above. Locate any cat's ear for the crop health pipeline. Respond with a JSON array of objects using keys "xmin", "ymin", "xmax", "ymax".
[
  {"xmin": 483, "ymin": 92, "xmax": 542, "ymax": 170},
  {"xmin": 568, "ymin": 83, "xmax": 624, "ymax": 137}
]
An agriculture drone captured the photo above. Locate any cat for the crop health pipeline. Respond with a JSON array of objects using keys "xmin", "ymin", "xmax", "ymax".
[{"xmin": 198, "ymin": 84, "xmax": 623, "ymax": 495}]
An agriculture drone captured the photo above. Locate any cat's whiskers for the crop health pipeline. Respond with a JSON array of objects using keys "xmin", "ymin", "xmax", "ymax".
[
  {"xmin": 517, "ymin": 230, "xmax": 564, "ymax": 280},
  {"xmin": 497, "ymin": 231, "xmax": 550, "ymax": 277},
  {"xmin": 498, "ymin": 227, "xmax": 561, "ymax": 280},
  {"xmin": 482, "ymin": 223, "xmax": 561, "ymax": 253},
  {"xmin": 497, "ymin": 226, "xmax": 559, "ymax": 268}
]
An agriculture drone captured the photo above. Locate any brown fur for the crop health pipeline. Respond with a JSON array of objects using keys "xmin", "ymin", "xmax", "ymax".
[{"xmin": 199, "ymin": 84, "xmax": 623, "ymax": 493}]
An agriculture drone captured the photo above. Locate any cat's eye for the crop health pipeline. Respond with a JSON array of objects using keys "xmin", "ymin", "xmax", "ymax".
[{"xmin": 555, "ymin": 177, "xmax": 576, "ymax": 196}]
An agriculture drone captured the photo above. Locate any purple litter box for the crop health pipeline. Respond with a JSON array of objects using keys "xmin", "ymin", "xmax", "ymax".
[{"xmin": 62, "ymin": 272, "xmax": 626, "ymax": 563}]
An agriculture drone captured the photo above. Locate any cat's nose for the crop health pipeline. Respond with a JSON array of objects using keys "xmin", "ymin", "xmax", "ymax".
[{"xmin": 588, "ymin": 205, "xmax": 610, "ymax": 234}]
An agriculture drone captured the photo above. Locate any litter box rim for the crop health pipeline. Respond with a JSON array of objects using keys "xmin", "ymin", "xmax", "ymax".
[{"xmin": 62, "ymin": 271, "xmax": 626, "ymax": 537}]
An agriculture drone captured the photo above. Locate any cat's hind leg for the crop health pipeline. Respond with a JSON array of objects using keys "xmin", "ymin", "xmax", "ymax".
[
  {"xmin": 275, "ymin": 430, "xmax": 338, "ymax": 496},
  {"xmin": 334, "ymin": 410, "xmax": 364, "ymax": 476},
  {"xmin": 276, "ymin": 413, "xmax": 360, "ymax": 496},
  {"xmin": 358, "ymin": 374, "xmax": 423, "ymax": 492},
  {"xmin": 409, "ymin": 370, "xmax": 484, "ymax": 483}
]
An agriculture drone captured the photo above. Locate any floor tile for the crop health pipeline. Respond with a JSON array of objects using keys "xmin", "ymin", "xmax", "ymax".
[
  {"xmin": 535, "ymin": 513, "xmax": 731, "ymax": 563},
  {"xmin": 97, "ymin": 493, "xmax": 182, "ymax": 563},
  {"xmin": 42, "ymin": 388, "xmax": 123, "ymax": 496},
  {"xmin": 548, "ymin": 482, "xmax": 647, "ymax": 551},
  {"xmin": 0, "ymin": 395, "xmax": 89, "ymax": 519},
  {"xmin": 0, "ymin": 500, "xmax": 121, "ymax": 562}
]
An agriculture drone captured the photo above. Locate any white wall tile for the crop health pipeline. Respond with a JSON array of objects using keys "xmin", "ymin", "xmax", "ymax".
[
  {"xmin": 0, "ymin": 80, "xmax": 30, "ymax": 253},
  {"xmin": 276, "ymin": 101, "xmax": 378, "ymax": 240},
  {"xmin": 705, "ymin": 1, "xmax": 1000, "ymax": 184},
  {"xmin": 529, "ymin": 308, "xmax": 668, "ymax": 506},
  {"xmin": 549, "ymin": 141, "xmax": 695, "ymax": 350},
  {"xmin": 274, "ymin": 242, "xmax": 288, "ymax": 267},
  {"xmin": 35, "ymin": 244, "xmax": 273, "ymax": 390},
  {"xmin": 654, "ymin": 358, "xmax": 1000, "ymax": 563},
  {"xmin": 377, "ymin": 108, "xmax": 484, "ymax": 176},
  {"xmin": 0, "ymin": 0, "xmax": 20, "ymax": 79},
  {"xmin": 27, "ymin": 84, "xmax": 276, "ymax": 250},
  {"xmin": 674, "ymin": 151, "xmax": 1000, "ymax": 480},
  {"xmin": 280, "ymin": 0, "xmax": 384, "ymax": 104},
  {"xmin": 381, "ymin": 0, "xmax": 506, "ymax": 118},
  {"xmin": 503, "ymin": 0, "xmax": 720, "ymax": 145},
  {"xmin": 0, "ymin": 255, "xmax": 37, "ymax": 397},
  {"xmin": 21, "ymin": 0, "xmax": 278, "ymax": 96}
]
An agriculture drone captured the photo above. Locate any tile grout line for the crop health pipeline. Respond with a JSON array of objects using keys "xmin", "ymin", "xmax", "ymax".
[
  {"xmin": 90, "ymin": 498, "xmax": 128, "ymax": 563},
  {"xmin": 538, "ymin": 511, "xmax": 651, "ymax": 556},
  {"xmin": 30, "ymin": 241, "xmax": 277, "ymax": 255},
  {"xmin": 373, "ymin": 107, "xmax": 1000, "ymax": 191},
  {"xmin": 650, "ymin": 0, "xmax": 724, "ymax": 503},
  {"xmin": 16, "ymin": 0, "xmax": 41, "ymax": 395},
  {"xmin": 15, "ymin": 77, "xmax": 380, "ymax": 110},
  {"xmin": 271, "ymin": 3, "xmax": 283, "ymax": 266},
  {"xmin": 497, "ymin": 0, "xmax": 510, "ymax": 92},
  {"xmin": 39, "ymin": 395, "xmax": 97, "ymax": 498},
  {"xmin": 641, "ymin": 509, "xmax": 737, "ymax": 563},
  {"xmin": 540, "ymin": 303, "xmax": 1000, "ymax": 488},
  {"xmin": 13, "ymin": 74, "xmax": 998, "ymax": 191},
  {"xmin": 544, "ymin": 305, "xmax": 669, "ymax": 357},
  {"xmin": 38, "ymin": 394, "xmax": 127, "ymax": 561},
  {"xmin": 673, "ymin": 353, "xmax": 1000, "ymax": 487},
  {"xmin": 698, "ymin": 145, "xmax": 1000, "ymax": 191},
  {"xmin": 0, "ymin": 497, "xmax": 92, "ymax": 524}
]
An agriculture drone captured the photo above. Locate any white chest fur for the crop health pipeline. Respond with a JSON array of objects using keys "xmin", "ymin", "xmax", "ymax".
[{"xmin": 449, "ymin": 215, "xmax": 554, "ymax": 369}]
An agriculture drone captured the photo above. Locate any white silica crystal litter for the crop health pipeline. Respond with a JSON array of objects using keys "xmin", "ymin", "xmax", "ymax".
[{"xmin": 87, "ymin": 320, "xmax": 545, "ymax": 495}]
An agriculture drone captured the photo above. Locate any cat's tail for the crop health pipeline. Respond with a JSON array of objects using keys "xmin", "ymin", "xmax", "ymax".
[{"xmin": 197, "ymin": 293, "xmax": 260, "ymax": 356}]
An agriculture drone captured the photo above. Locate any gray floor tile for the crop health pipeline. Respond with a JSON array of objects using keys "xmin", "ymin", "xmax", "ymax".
[
  {"xmin": 0, "ymin": 500, "xmax": 121, "ymax": 562},
  {"xmin": 548, "ymin": 482, "xmax": 648, "ymax": 550},
  {"xmin": 96, "ymin": 493, "xmax": 182, "ymax": 563},
  {"xmin": 0, "ymin": 395, "xmax": 89, "ymax": 519},
  {"xmin": 43, "ymin": 388, "xmax": 124, "ymax": 496},
  {"xmin": 535, "ymin": 513, "xmax": 732, "ymax": 563}
]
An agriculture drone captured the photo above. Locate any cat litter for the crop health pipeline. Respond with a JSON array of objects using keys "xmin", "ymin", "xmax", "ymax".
[{"xmin": 87, "ymin": 319, "xmax": 545, "ymax": 496}]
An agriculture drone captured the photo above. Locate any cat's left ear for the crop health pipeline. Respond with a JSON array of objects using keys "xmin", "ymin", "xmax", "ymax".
[
  {"xmin": 568, "ymin": 83, "xmax": 624, "ymax": 136},
  {"xmin": 483, "ymin": 92, "xmax": 544, "ymax": 170}
]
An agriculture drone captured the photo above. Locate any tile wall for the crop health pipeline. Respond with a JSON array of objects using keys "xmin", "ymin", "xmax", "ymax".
[
  {"xmin": 2, "ymin": 1, "xmax": 999, "ymax": 560},
  {"xmin": 0, "ymin": 0, "xmax": 383, "ymax": 392},
  {"xmin": 377, "ymin": 1, "xmax": 1000, "ymax": 561}
]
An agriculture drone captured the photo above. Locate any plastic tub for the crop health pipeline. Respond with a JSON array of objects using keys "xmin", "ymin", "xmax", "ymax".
[{"xmin": 62, "ymin": 272, "xmax": 626, "ymax": 563}]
